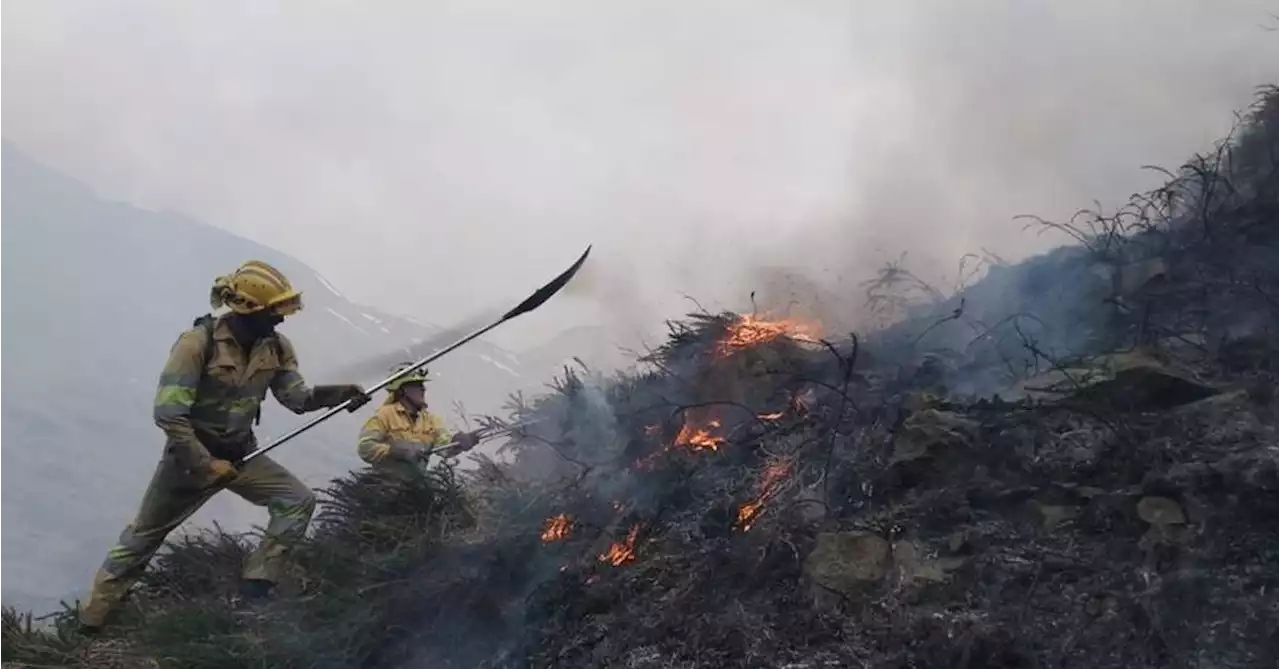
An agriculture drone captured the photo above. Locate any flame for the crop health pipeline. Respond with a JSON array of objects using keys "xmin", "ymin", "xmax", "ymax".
[
  {"xmin": 597, "ymin": 524, "xmax": 642, "ymax": 566},
  {"xmin": 674, "ymin": 418, "xmax": 724, "ymax": 451},
  {"xmin": 633, "ymin": 410, "xmax": 725, "ymax": 470},
  {"xmin": 735, "ymin": 459, "xmax": 792, "ymax": 532},
  {"xmin": 736, "ymin": 499, "xmax": 766, "ymax": 530},
  {"xmin": 715, "ymin": 314, "xmax": 820, "ymax": 358},
  {"xmin": 757, "ymin": 411, "xmax": 784, "ymax": 421},
  {"xmin": 541, "ymin": 513, "xmax": 572, "ymax": 542}
]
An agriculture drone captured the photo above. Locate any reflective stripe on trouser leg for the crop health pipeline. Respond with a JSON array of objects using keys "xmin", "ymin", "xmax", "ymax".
[
  {"xmin": 80, "ymin": 460, "xmax": 219, "ymax": 627},
  {"xmin": 227, "ymin": 455, "xmax": 316, "ymax": 583}
]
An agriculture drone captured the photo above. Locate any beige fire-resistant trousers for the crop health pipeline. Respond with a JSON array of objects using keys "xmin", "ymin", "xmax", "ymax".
[{"xmin": 78, "ymin": 454, "xmax": 316, "ymax": 628}]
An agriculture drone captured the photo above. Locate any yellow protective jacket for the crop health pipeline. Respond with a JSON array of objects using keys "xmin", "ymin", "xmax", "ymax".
[
  {"xmin": 153, "ymin": 314, "xmax": 339, "ymax": 471},
  {"xmin": 357, "ymin": 397, "xmax": 454, "ymax": 471}
]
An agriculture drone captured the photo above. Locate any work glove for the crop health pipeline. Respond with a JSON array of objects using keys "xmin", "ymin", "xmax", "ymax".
[
  {"xmin": 455, "ymin": 430, "xmax": 481, "ymax": 451},
  {"xmin": 340, "ymin": 385, "xmax": 372, "ymax": 411},
  {"xmin": 436, "ymin": 431, "xmax": 481, "ymax": 458},
  {"xmin": 366, "ymin": 442, "xmax": 393, "ymax": 464},
  {"xmin": 312, "ymin": 384, "xmax": 371, "ymax": 411},
  {"xmin": 205, "ymin": 459, "xmax": 240, "ymax": 486}
]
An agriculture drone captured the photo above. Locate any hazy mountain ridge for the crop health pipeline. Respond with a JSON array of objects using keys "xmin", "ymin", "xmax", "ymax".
[{"xmin": 0, "ymin": 142, "xmax": 546, "ymax": 611}]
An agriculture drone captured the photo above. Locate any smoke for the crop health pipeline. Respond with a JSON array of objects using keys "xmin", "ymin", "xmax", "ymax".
[
  {"xmin": 557, "ymin": 251, "xmax": 666, "ymax": 354},
  {"xmin": 571, "ymin": 373, "xmax": 622, "ymax": 448},
  {"xmin": 1, "ymin": 1, "xmax": 1275, "ymax": 364},
  {"xmin": 331, "ymin": 308, "xmax": 505, "ymax": 383},
  {"xmin": 726, "ymin": 0, "xmax": 1278, "ymax": 338}
]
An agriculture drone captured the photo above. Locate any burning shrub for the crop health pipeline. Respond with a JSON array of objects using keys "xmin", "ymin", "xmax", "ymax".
[{"xmin": 3, "ymin": 87, "xmax": 1276, "ymax": 669}]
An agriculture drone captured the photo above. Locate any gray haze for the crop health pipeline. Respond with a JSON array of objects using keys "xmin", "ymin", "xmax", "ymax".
[
  {"xmin": 1, "ymin": 0, "xmax": 1276, "ymax": 612},
  {"xmin": 4, "ymin": 0, "xmax": 1275, "ymax": 349},
  {"xmin": 0, "ymin": 144, "xmax": 569, "ymax": 612}
]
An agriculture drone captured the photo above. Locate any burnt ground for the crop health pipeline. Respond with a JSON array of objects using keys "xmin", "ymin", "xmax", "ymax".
[{"xmin": 2, "ymin": 89, "xmax": 1275, "ymax": 669}]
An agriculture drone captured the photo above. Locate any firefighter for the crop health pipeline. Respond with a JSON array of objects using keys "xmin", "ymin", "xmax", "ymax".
[
  {"xmin": 78, "ymin": 260, "xmax": 371, "ymax": 631},
  {"xmin": 356, "ymin": 362, "xmax": 481, "ymax": 477}
]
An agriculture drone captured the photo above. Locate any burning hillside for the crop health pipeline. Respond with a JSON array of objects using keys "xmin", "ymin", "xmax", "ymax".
[{"xmin": 3, "ymin": 90, "xmax": 1276, "ymax": 669}]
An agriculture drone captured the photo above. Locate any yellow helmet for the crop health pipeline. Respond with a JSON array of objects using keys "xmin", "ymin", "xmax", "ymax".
[
  {"xmin": 210, "ymin": 260, "xmax": 303, "ymax": 316},
  {"xmin": 387, "ymin": 362, "xmax": 429, "ymax": 393}
]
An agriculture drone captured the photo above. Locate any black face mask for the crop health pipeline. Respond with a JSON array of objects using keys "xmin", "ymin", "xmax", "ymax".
[
  {"xmin": 399, "ymin": 385, "xmax": 426, "ymax": 405},
  {"xmin": 232, "ymin": 311, "xmax": 284, "ymax": 342}
]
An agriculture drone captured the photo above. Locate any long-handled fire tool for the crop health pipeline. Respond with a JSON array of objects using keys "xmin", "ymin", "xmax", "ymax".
[{"xmin": 237, "ymin": 245, "xmax": 592, "ymax": 466}]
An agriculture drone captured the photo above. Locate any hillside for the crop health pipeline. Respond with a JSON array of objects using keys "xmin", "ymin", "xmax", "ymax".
[
  {"xmin": 0, "ymin": 143, "xmax": 537, "ymax": 612},
  {"xmin": 2, "ymin": 89, "xmax": 1275, "ymax": 668}
]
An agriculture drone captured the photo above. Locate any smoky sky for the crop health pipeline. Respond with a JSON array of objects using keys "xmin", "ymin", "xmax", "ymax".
[{"xmin": 4, "ymin": 0, "xmax": 1275, "ymax": 349}]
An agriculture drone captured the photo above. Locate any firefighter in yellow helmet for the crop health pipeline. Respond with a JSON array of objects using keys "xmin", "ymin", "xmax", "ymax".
[
  {"xmin": 356, "ymin": 363, "xmax": 481, "ymax": 477},
  {"xmin": 78, "ymin": 260, "xmax": 371, "ymax": 632}
]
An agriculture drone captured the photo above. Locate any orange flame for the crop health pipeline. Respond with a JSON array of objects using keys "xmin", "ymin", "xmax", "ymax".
[
  {"xmin": 674, "ymin": 418, "xmax": 724, "ymax": 452},
  {"xmin": 541, "ymin": 513, "xmax": 572, "ymax": 542},
  {"xmin": 715, "ymin": 314, "xmax": 820, "ymax": 359},
  {"xmin": 735, "ymin": 459, "xmax": 792, "ymax": 532},
  {"xmin": 633, "ymin": 411, "xmax": 725, "ymax": 470},
  {"xmin": 757, "ymin": 411, "xmax": 784, "ymax": 421},
  {"xmin": 736, "ymin": 499, "xmax": 766, "ymax": 530},
  {"xmin": 597, "ymin": 524, "xmax": 642, "ymax": 566}
]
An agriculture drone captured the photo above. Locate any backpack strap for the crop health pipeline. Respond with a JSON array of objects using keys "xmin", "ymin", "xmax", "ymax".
[{"xmin": 193, "ymin": 314, "xmax": 217, "ymax": 368}]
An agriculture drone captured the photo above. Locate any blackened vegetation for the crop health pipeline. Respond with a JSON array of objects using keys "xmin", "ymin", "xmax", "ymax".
[{"xmin": 4, "ymin": 89, "xmax": 1277, "ymax": 669}]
